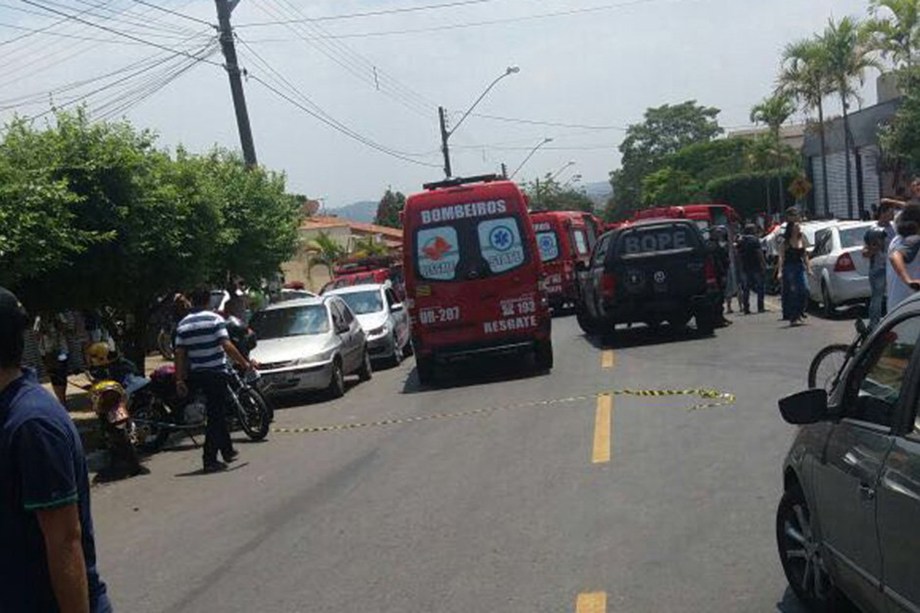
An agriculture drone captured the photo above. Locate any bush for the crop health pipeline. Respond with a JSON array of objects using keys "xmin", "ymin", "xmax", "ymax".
[{"xmin": 706, "ymin": 169, "xmax": 799, "ymax": 219}]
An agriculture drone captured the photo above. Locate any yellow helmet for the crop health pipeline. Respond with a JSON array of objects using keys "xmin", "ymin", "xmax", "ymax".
[{"xmin": 86, "ymin": 342, "xmax": 112, "ymax": 367}]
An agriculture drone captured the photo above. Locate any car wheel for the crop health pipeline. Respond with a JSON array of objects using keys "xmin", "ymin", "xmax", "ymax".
[
  {"xmin": 416, "ymin": 356, "xmax": 435, "ymax": 386},
  {"xmin": 402, "ymin": 337, "xmax": 414, "ymax": 357},
  {"xmin": 575, "ymin": 302, "xmax": 600, "ymax": 335},
  {"xmin": 327, "ymin": 359, "xmax": 346, "ymax": 398},
  {"xmin": 534, "ymin": 338, "xmax": 554, "ymax": 371},
  {"xmin": 776, "ymin": 486, "xmax": 837, "ymax": 611},
  {"xmin": 822, "ymin": 283, "xmax": 836, "ymax": 319},
  {"xmin": 357, "ymin": 349, "xmax": 373, "ymax": 382},
  {"xmin": 695, "ymin": 309, "xmax": 716, "ymax": 335},
  {"xmin": 389, "ymin": 336, "xmax": 404, "ymax": 368}
]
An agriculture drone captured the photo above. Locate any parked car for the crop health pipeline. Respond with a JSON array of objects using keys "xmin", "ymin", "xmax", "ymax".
[
  {"xmin": 277, "ymin": 288, "xmax": 318, "ymax": 303},
  {"xmin": 806, "ymin": 221, "xmax": 874, "ymax": 317},
  {"xmin": 403, "ymin": 174, "xmax": 553, "ymax": 385},
  {"xmin": 777, "ymin": 297, "xmax": 920, "ymax": 612},
  {"xmin": 248, "ymin": 296, "xmax": 372, "ymax": 398},
  {"xmin": 324, "ymin": 283, "xmax": 411, "ymax": 367},
  {"xmin": 576, "ymin": 219, "xmax": 722, "ymax": 336}
]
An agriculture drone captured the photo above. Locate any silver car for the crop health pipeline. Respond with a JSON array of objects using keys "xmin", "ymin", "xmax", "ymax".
[
  {"xmin": 777, "ymin": 296, "xmax": 920, "ymax": 612},
  {"xmin": 324, "ymin": 283, "xmax": 411, "ymax": 367},
  {"xmin": 249, "ymin": 296, "xmax": 371, "ymax": 398},
  {"xmin": 807, "ymin": 221, "xmax": 874, "ymax": 318}
]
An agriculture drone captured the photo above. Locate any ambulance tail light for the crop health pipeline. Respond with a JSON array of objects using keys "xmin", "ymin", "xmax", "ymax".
[
  {"xmin": 704, "ymin": 258, "xmax": 718, "ymax": 289},
  {"xmin": 835, "ymin": 252, "xmax": 856, "ymax": 272},
  {"xmin": 601, "ymin": 272, "xmax": 616, "ymax": 300}
]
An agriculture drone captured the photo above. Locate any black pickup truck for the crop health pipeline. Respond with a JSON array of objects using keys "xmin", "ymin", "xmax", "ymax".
[{"xmin": 575, "ymin": 219, "xmax": 722, "ymax": 336}]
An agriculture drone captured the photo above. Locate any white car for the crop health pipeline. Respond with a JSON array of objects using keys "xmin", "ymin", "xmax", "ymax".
[
  {"xmin": 324, "ymin": 283, "xmax": 411, "ymax": 367},
  {"xmin": 249, "ymin": 296, "xmax": 371, "ymax": 398},
  {"xmin": 762, "ymin": 219, "xmax": 840, "ymax": 259},
  {"xmin": 806, "ymin": 221, "xmax": 874, "ymax": 317}
]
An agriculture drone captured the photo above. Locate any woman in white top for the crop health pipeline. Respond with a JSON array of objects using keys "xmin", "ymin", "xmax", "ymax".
[{"xmin": 887, "ymin": 204, "xmax": 920, "ymax": 312}]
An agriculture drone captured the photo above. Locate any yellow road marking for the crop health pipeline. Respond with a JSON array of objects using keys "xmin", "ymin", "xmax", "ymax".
[
  {"xmin": 576, "ymin": 591, "xmax": 607, "ymax": 613},
  {"xmin": 592, "ymin": 394, "xmax": 612, "ymax": 464},
  {"xmin": 601, "ymin": 349, "xmax": 615, "ymax": 369}
]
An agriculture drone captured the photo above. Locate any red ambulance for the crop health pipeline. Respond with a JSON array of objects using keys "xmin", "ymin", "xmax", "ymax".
[
  {"xmin": 403, "ymin": 175, "xmax": 553, "ymax": 385},
  {"xmin": 529, "ymin": 210, "xmax": 602, "ymax": 310}
]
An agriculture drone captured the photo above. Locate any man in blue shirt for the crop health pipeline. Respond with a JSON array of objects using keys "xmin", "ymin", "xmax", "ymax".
[
  {"xmin": 175, "ymin": 286, "xmax": 254, "ymax": 473},
  {"xmin": 0, "ymin": 286, "xmax": 112, "ymax": 612}
]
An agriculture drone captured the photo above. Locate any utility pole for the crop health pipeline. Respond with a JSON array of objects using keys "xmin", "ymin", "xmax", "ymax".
[
  {"xmin": 501, "ymin": 163, "xmax": 508, "ymax": 179},
  {"xmin": 215, "ymin": 0, "xmax": 257, "ymax": 167},
  {"xmin": 438, "ymin": 106, "xmax": 452, "ymax": 178}
]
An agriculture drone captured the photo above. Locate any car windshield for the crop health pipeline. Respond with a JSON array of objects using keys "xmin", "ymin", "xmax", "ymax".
[
  {"xmin": 337, "ymin": 290, "xmax": 384, "ymax": 315},
  {"xmin": 839, "ymin": 227, "xmax": 869, "ymax": 249},
  {"xmin": 249, "ymin": 305, "xmax": 329, "ymax": 339}
]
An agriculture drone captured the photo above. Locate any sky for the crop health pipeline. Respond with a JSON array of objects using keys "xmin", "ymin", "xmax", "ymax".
[{"xmin": 0, "ymin": 0, "xmax": 877, "ymax": 209}]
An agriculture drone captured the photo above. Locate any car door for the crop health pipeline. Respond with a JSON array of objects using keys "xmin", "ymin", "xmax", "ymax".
[
  {"xmin": 584, "ymin": 233, "xmax": 611, "ymax": 318},
  {"xmin": 330, "ymin": 300, "xmax": 358, "ymax": 371},
  {"xmin": 876, "ymin": 388, "xmax": 920, "ymax": 612},
  {"xmin": 337, "ymin": 299, "xmax": 364, "ymax": 371},
  {"xmin": 814, "ymin": 314, "xmax": 920, "ymax": 612},
  {"xmin": 385, "ymin": 287, "xmax": 409, "ymax": 348}
]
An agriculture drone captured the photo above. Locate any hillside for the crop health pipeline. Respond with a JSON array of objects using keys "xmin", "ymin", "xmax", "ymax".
[{"xmin": 330, "ymin": 200, "xmax": 377, "ymax": 223}]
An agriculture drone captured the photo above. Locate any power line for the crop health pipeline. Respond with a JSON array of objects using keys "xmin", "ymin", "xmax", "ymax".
[
  {"xmin": 0, "ymin": 0, "xmax": 119, "ymax": 48},
  {"xmin": 21, "ymin": 0, "xmax": 223, "ymax": 66},
  {"xmin": 248, "ymin": 0, "xmax": 666, "ymax": 41},
  {"xmin": 237, "ymin": 0, "xmax": 502, "ymax": 27},
  {"xmin": 45, "ymin": 0, "xmax": 204, "ymax": 39},
  {"xmin": 132, "ymin": 0, "xmax": 215, "ymax": 27},
  {"xmin": 470, "ymin": 112, "xmax": 627, "ymax": 131},
  {"xmin": 0, "ymin": 19, "xmax": 162, "ymax": 45}
]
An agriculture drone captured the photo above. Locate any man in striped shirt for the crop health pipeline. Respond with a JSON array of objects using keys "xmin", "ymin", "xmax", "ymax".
[{"xmin": 175, "ymin": 287, "xmax": 254, "ymax": 473}]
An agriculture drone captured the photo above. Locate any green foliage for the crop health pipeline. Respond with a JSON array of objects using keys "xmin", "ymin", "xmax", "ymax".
[
  {"xmin": 663, "ymin": 138, "xmax": 750, "ymax": 183},
  {"xmin": 863, "ymin": 0, "xmax": 920, "ymax": 76},
  {"xmin": 611, "ymin": 100, "xmax": 722, "ymax": 213},
  {"xmin": 306, "ymin": 230, "xmax": 346, "ymax": 278},
  {"xmin": 524, "ymin": 174, "xmax": 595, "ymax": 212},
  {"xmin": 351, "ymin": 236, "xmax": 389, "ymax": 258},
  {"xmin": 0, "ymin": 109, "xmax": 301, "ymax": 361},
  {"xmin": 374, "ymin": 188, "xmax": 405, "ymax": 228},
  {"xmin": 882, "ymin": 86, "xmax": 920, "ymax": 170},
  {"xmin": 705, "ymin": 169, "xmax": 800, "ymax": 219},
  {"xmin": 779, "ymin": 38, "xmax": 833, "ymax": 114},
  {"xmin": 640, "ymin": 168, "xmax": 704, "ymax": 207},
  {"xmin": 750, "ymin": 93, "xmax": 797, "ymax": 135},
  {"xmin": 822, "ymin": 16, "xmax": 880, "ymax": 106}
]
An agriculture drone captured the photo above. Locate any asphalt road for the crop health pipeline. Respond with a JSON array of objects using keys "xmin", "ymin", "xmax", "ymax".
[{"xmin": 90, "ymin": 302, "xmax": 857, "ymax": 613}]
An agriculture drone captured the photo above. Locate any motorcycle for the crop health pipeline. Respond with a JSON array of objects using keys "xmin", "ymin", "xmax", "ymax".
[{"xmin": 131, "ymin": 363, "xmax": 271, "ymax": 453}]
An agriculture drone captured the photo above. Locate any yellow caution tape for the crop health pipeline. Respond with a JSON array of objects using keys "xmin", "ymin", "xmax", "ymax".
[{"xmin": 270, "ymin": 388, "xmax": 735, "ymax": 435}]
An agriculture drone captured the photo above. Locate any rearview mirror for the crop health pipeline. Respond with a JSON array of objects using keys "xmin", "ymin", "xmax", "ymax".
[{"xmin": 778, "ymin": 388, "xmax": 829, "ymax": 425}]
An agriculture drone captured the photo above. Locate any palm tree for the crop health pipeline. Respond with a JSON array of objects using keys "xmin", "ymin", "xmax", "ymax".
[
  {"xmin": 750, "ymin": 93, "xmax": 797, "ymax": 216},
  {"xmin": 779, "ymin": 38, "xmax": 833, "ymax": 217},
  {"xmin": 350, "ymin": 235, "xmax": 389, "ymax": 258},
  {"xmin": 863, "ymin": 0, "xmax": 920, "ymax": 76},
  {"xmin": 305, "ymin": 231, "xmax": 345, "ymax": 288},
  {"xmin": 822, "ymin": 16, "xmax": 882, "ymax": 219}
]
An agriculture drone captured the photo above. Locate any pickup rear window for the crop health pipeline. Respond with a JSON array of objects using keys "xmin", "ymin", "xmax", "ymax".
[
  {"xmin": 415, "ymin": 216, "xmax": 529, "ymax": 281},
  {"xmin": 616, "ymin": 225, "xmax": 699, "ymax": 256}
]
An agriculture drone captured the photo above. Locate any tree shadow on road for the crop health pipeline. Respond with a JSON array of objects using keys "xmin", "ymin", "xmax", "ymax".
[{"xmin": 581, "ymin": 323, "xmax": 715, "ymax": 351}]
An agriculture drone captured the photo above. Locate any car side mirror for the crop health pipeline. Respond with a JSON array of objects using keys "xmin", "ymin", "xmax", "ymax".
[
  {"xmin": 391, "ymin": 303, "xmax": 404, "ymax": 312},
  {"xmin": 779, "ymin": 388, "xmax": 829, "ymax": 425},
  {"xmin": 855, "ymin": 319, "xmax": 868, "ymax": 336}
]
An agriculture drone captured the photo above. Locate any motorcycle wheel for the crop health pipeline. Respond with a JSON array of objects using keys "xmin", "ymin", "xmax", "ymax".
[
  {"xmin": 132, "ymin": 398, "xmax": 170, "ymax": 453},
  {"xmin": 237, "ymin": 389, "xmax": 270, "ymax": 441}
]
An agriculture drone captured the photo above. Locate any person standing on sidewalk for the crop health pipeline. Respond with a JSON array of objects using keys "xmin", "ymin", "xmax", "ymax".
[
  {"xmin": 777, "ymin": 208, "xmax": 811, "ymax": 326},
  {"xmin": 0, "ymin": 287, "xmax": 112, "ymax": 613},
  {"xmin": 864, "ymin": 201, "xmax": 899, "ymax": 330},
  {"xmin": 174, "ymin": 286, "xmax": 254, "ymax": 473},
  {"xmin": 737, "ymin": 224, "xmax": 768, "ymax": 314},
  {"xmin": 887, "ymin": 204, "xmax": 920, "ymax": 312},
  {"xmin": 35, "ymin": 311, "xmax": 73, "ymax": 405}
]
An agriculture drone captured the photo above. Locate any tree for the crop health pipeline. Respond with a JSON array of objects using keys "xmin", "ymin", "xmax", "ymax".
[
  {"xmin": 351, "ymin": 235, "xmax": 389, "ymax": 258},
  {"xmin": 374, "ymin": 188, "xmax": 406, "ymax": 228},
  {"xmin": 882, "ymin": 86, "xmax": 920, "ymax": 171},
  {"xmin": 864, "ymin": 0, "xmax": 920, "ymax": 78},
  {"xmin": 305, "ymin": 231, "xmax": 346, "ymax": 282},
  {"xmin": 610, "ymin": 101, "xmax": 722, "ymax": 213},
  {"xmin": 750, "ymin": 93, "xmax": 797, "ymax": 216},
  {"xmin": 524, "ymin": 174, "xmax": 595, "ymax": 212},
  {"xmin": 822, "ymin": 16, "xmax": 881, "ymax": 219},
  {"xmin": 640, "ymin": 168, "xmax": 705, "ymax": 207},
  {"xmin": 779, "ymin": 38, "xmax": 833, "ymax": 217}
]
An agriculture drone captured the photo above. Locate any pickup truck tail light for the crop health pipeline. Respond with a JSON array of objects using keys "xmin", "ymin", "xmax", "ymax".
[
  {"xmin": 704, "ymin": 258, "xmax": 718, "ymax": 288},
  {"xmin": 601, "ymin": 272, "xmax": 616, "ymax": 300},
  {"xmin": 835, "ymin": 252, "xmax": 856, "ymax": 272}
]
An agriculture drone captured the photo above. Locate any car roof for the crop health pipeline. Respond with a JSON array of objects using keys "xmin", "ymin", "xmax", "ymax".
[
  {"xmin": 260, "ymin": 296, "xmax": 325, "ymax": 311},
  {"xmin": 619, "ymin": 218, "xmax": 698, "ymax": 230},
  {"xmin": 325, "ymin": 283, "xmax": 386, "ymax": 295}
]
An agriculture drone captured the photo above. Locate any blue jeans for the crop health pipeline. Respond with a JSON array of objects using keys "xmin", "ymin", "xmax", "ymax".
[
  {"xmin": 868, "ymin": 267, "xmax": 887, "ymax": 330},
  {"xmin": 782, "ymin": 262, "xmax": 808, "ymax": 321},
  {"xmin": 741, "ymin": 269, "xmax": 765, "ymax": 313}
]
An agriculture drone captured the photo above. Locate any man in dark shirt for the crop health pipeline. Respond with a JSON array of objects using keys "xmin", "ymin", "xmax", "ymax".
[
  {"xmin": 0, "ymin": 287, "xmax": 111, "ymax": 613},
  {"xmin": 737, "ymin": 224, "xmax": 768, "ymax": 315}
]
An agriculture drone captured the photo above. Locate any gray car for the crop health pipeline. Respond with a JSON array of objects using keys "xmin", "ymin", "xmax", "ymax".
[
  {"xmin": 777, "ymin": 296, "xmax": 920, "ymax": 612},
  {"xmin": 324, "ymin": 283, "xmax": 411, "ymax": 367},
  {"xmin": 249, "ymin": 296, "xmax": 372, "ymax": 398}
]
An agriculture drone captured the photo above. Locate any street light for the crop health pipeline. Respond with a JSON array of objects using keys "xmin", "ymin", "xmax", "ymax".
[
  {"xmin": 439, "ymin": 65, "xmax": 520, "ymax": 177},
  {"xmin": 550, "ymin": 160, "xmax": 576, "ymax": 181},
  {"xmin": 510, "ymin": 138, "xmax": 553, "ymax": 179}
]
